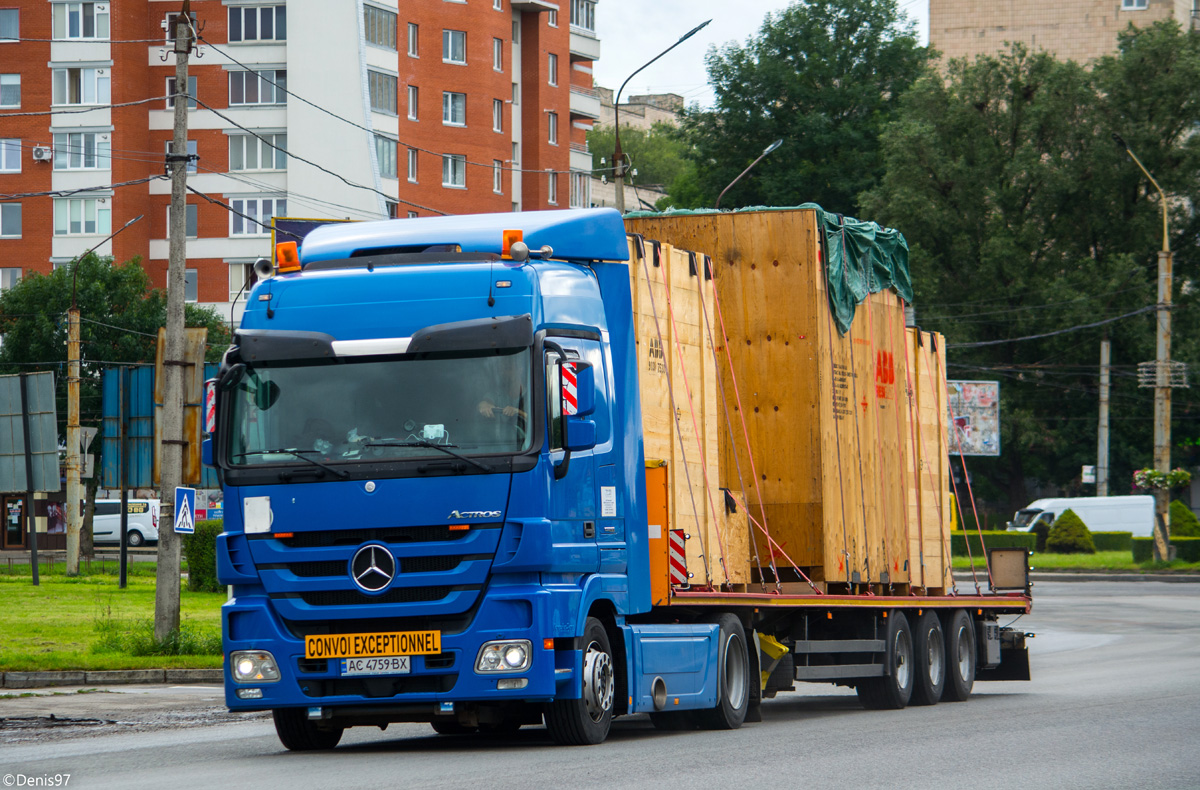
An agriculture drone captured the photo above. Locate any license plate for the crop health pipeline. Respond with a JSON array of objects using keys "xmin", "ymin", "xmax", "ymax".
[
  {"xmin": 340, "ymin": 656, "xmax": 411, "ymax": 676},
  {"xmin": 304, "ymin": 630, "xmax": 441, "ymax": 660}
]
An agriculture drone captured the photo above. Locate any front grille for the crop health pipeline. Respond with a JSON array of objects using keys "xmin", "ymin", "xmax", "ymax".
[
  {"xmin": 272, "ymin": 523, "xmax": 501, "ymax": 549},
  {"xmin": 279, "ymin": 555, "xmax": 478, "ymax": 579},
  {"xmin": 424, "ymin": 652, "xmax": 456, "ymax": 669},
  {"xmin": 274, "ymin": 584, "xmax": 477, "ymax": 607},
  {"xmin": 297, "ymin": 658, "xmax": 328, "ymax": 674},
  {"xmin": 299, "ymin": 674, "xmax": 457, "ymax": 698}
]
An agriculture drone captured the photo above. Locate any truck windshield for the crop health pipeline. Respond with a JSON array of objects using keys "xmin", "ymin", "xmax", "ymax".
[
  {"xmin": 227, "ymin": 348, "xmax": 533, "ymax": 468},
  {"xmin": 1012, "ymin": 509, "xmax": 1041, "ymax": 527}
]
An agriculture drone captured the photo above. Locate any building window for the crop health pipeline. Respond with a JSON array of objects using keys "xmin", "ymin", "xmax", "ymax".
[
  {"xmin": 512, "ymin": 19, "xmax": 519, "ymax": 44},
  {"xmin": 167, "ymin": 204, "xmax": 199, "ymax": 238},
  {"xmin": 407, "ymin": 23, "xmax": 419, "ymax": 57},
  {"xmin": 549, "ymin": 53, "xmax": 558, "ymax": 86},
  {"xmin": 229, "ymin": 70, "xmax": 287, "ymax": 105},
  {"xmin": 0, "ymin": 205, "xmax": 20, "ymax": 238},
  {"xmin": 442, "ymin": 154, "xmax": 466, "ymax": 188},
  {"xmin": 0, "ymin": 139, "xmax": 19, "ymax": 173},
  {"xmin": 53, "ymin": 68, "xmax": 111, "ymax": 106},
  {"xmin": 229, "ymin": 133, "xmax": 287, "ymax": 171},
  {"xmin": 407, "ymin": 85, "xmax": 419, "ymax": 120},
  {"xmin": 184, "ymin": 269, "xmax": 198, "ymax": 303},
  {"xmin": 1121, "ymin": 0, "xmax": 1148, "ymax": 7},
  {"xmin": 493, "ymin": 37, "xmax": 503, "ymax": 71},
  {"xmin": 166, "ymin": 76, "xmax": 198, "ymax": 109},
  {"xmin": 443, "ymin": 92, "xmax": 466, "ymax": 126},
  {"xmin": 375, "ymin": 134, "xmax": 397, "ymax": 178},
  {"xmin": 511, "ymin": 141, "xmax": 519, "ymax": 166},
  {"xmin": 229, "ymin": 261, "xmax": 260, "ymax": 301},
  {"xmin": 408, "ymin": 211, "xmax": 418, "ymax": 219},
  {"xmin": 0, "ymin": 74, "xmax": 18, "ymax": 107},
  {"xmin": 570, "ymin": 171, "xmax": 591, "ymax": 208},
  {"xmin": 228, "ymin": 6, "xmax": 287, "ymax": 43},
  {"xmin": 368, "ymin": 71, "xmax": 398, "ymax": 114},
  {"xmin": 54, "ymin": 198, "xmax": 111, "ymax": 236},
  {"xmin": 548, "ymin": 171, "xmax": 558, "ymax": 205},
  {"xmin": 494, "ymin": 0, "xmax": 502, "ymax": 9},
  {"xmin": 512, "ymin": 82, "xmax": 519, "ymax": 105},
  {"xmin": 443, "ymin": 30, "xmax": 466, "ymax": 64},
  {"xmin": 53, "ymin": 132, "xmax": 111, "ymax": 170},
  {"xmin": 364, "ymin": 5, "xmax": 396, "ymax": 49},
  {"xmin": 493, "ymin": 160, "xmax": 503, "ymax": 194},
  {"xmin": 570, "ymin": 0, "xmax": 596, "ymax": 32},
  {"xmin": 164, "ymin": 140, "xmax": 198, "ymax": 174},
  {"xmin": 407, "ymin": 148, "xmax": 418, "ymax": 183},
  {"xmin": 0, "ymin": 9, "xmax": 17, "ymax": 42},
  {"xmin": 230, "ymin": 197, "xmax": 286, "ymax": 236},
  {"xmin": 548, "ymin": 112, "xmax": 558, "ymax": 144},
  {"xmin": 0, "ymin": 268, "xmax": 20, "ymax": 290},
  {"xmin": 493, "ymin": 99, "xmax": 504, "ymax": 132},
  {"xmin": 548, "ymin": 9, "xmax": 558, "ymax": 26},
  {"xmin": 53, "ymin": 2, "xmax": 109, "ymax": 40}
]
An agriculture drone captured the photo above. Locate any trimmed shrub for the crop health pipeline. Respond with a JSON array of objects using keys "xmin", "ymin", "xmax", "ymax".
[
  {"xmin": 1090, "ymin": 532, "xmax": 1133, "ymax": 552},
  {"xmin": 951, "ymin": 530, "xmax": 1036, "ymax": 557},
  {"xmin": 183, "ymin": 519, "xmax": 223, "ymax": 593},
  {"xmin": 1032, "ymin": 521, "xmax": 1052, "ymax": 553},
  {"xmin": 1133, "ymin": 536, "xmax": 1200, "ymax": 563},
  {"xmin": 1169, "ymin": 500, "xmax": 1200, "ymax": 538},
  {"xmin": 1046, "ymin": 509, "xmax": 1095, "ymax": 554}
]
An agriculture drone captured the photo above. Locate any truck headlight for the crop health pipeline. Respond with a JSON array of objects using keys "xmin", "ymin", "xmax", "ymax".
[
  {"xmin": 231, "ymin": 650, "xmax": 281, "ymax": 682},
  {"xmin": 475, "ymin": 640, "xmax": 531, "ymax": 673}
]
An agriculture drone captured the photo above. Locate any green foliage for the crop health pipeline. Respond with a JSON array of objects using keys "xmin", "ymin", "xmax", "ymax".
[
  {"xmin": 1090, "ymin": 531, "xmax": 1134, "ymax": 552},
  {"xmin": 1133, "ymin": 536, "xmax": 1200, "ymax": 563},
  {"xmin": 92, "ymin": 616, "xmax": 221, "ymax": 656},
  {"xmin": 1169, "ymin": 500, "xmax": 1200, "ymax": 537},
  {"xmin": 588, "ymin": 122, "xmax": 697, "ymax": 202},
  {"xmin": 863, "ymin": 22, "xmax": 1200, "ymax": 513},
  {"xmin": 950, "ymin": 530, "xmax": 1036, "ymax": 556},
  {"xmin": 183, "ymin": 520, "xmax": 223, "ymax": 593},
  {"xmin": 1133, "ymin": 468, "xmax": 1192, "ymax": 490},
  {"xmin": 1046, "ymin": 509, "xmax": 1096, "ymax": 554},
  {"xmin": 671, "ymin": 0, "xmax": 929, "ymax": 212},
  {"xmin": 1032, "ymin": 521, "xmax": 1052, "ymax": 553}
]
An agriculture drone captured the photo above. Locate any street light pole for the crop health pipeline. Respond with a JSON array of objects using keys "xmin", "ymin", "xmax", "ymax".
[
  {"xmin": 715, "ymin": 139, "xmax": 783, "ymax": 210},
  {"xmin": 1114, "ymin": 133, "xmax": 1173, "ymax": 562},
  {"xmin": 612, "ymin": 20, "xmax": 710, "ymax": 214}
]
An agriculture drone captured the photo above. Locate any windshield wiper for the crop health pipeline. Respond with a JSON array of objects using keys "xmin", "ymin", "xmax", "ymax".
[
  {"xmin": 234, "ymin": 448, "xmax": 349, "ymax": 479},
  {"xmin": 365, "ymin": 440, "xmax": 491, "ymax": 473}
]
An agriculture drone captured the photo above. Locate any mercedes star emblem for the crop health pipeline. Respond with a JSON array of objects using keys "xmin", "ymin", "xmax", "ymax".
[{"xmin": 350, "ymin": 544, "xmax": 396, "ymax": 593}]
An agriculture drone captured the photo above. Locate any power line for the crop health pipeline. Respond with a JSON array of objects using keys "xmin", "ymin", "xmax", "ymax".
[
  {"xmin": 0, "ymin": 95, "xmax": 171, "ymax": 118},
  {"xmin": 185, "ymin": 185, "xmax": 306, "ymax": 240},
  {"xmin": 0, "ymin": 175, "xmax": 167, "ymax": 200},
  {"xmin": 945, "ymin": 305, "xmax": 1157, "ymax": 348}
]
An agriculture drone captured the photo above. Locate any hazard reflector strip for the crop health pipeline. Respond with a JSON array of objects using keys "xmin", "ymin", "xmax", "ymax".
[
  {"xmin": 669, "ymin": 529, "xmax": 689, "ymax": 585},
  {"xmin": 562, "ymin": 362, "xmax": 578, "ymax": 416}
]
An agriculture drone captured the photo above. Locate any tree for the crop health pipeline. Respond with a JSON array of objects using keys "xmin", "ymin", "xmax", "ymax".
[
  {"xmin": 862, "ymin": 22, "xmax": 1200, "ymax": 512},
  {"xmin": 588, "ymin": 121, "xmax": 697, "ymax": 206},
  {"xmin": 670, "ymin": 0, "xmax": 930, "ymax": 212}
]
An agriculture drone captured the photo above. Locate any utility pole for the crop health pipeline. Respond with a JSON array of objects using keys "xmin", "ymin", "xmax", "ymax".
[
  {"xmin": 1097, "ymin": 337, "xmax": 1110, "ymax": 497},
  {"xmin": 65, "ymin": 306, "xmax": 81, "ymax": 575},
  {"xmin": 156, "ymin": 2, "xmax": 193, "ymax": 641}
]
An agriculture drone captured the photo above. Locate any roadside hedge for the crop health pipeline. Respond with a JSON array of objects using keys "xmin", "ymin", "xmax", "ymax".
[
  {"xmin": 1169, "ymin": 500, "xmax": 1200, "ymax": 537},
  {"xmin": 1047, "ymin": 509, "xmax": 1095, "ymax": 554},
  {"xmin": 1090, "ymin": 532, "xmax": 1133, "ymax": 552},
  {"xmin": 183, "ymin": 519, "xmax": 224, "ymax": 592},
  {"xmin": 1132, "ymin": 536, "xmax": 1200, "ymax": 563},
  {"xmin": 951, "ymin": 530, "xmax": 1036, "ymax": 557}
]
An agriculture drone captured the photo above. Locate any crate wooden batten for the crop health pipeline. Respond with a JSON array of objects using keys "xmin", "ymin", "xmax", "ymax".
[{"xmin": 625, "ymin": 209, "xmax": 951, "ymax": 592}]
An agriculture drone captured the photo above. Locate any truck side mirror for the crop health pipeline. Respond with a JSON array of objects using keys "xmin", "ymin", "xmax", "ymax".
[{"xmin": 560, "ymin": 360, "xmax": 596, "ymax": 451}]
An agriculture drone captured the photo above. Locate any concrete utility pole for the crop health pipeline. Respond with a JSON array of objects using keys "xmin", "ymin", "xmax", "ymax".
[
  {"xmin": 65, "ymin": 306, "xmax": 81, "ymax": 575},
  {"xmin": 156, "ymin": 3, "xmax": 193, "ymax": 641},
  {"xmin": 1097, "ymin": 338, "xmax": 1110, "ymax": 497}
]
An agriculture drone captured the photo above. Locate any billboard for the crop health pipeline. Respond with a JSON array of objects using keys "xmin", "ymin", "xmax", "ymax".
[
  {"xmin": 947, "ymin": 380, "xmax": 1000, "ymax": 457},
  {"xmin": 0, "ymin": 372, "xmax": 61, "ymax": 492}
]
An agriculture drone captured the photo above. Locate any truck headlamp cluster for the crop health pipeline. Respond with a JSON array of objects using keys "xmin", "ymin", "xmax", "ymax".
[
  {"xmin": 231, "ymin": 650, "xmax": 281, "ymax": 682},
  {"xmin": 475, "ymin": 640, "xmax": 531, "ymax": 673}
]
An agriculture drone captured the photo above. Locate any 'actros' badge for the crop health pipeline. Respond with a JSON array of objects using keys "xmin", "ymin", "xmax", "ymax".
[{"xmin": 448, "ymin": 510, "xmax": 502, "ymax": 519}]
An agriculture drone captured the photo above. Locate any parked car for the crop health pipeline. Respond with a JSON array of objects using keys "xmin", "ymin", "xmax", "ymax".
[
  {"xmin": 1007, "ymin": 495, "xmax": 1155, "ymax": 537},
  {"xmin": 92, "ymin": 499, "xmax": 160, "ymax": 547}
]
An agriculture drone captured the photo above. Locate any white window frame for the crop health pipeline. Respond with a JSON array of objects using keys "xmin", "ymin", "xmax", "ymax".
[
  {"xmin": 0, "ymin": 74, "xmax": 19, "ymax": 107},
  {"xmin": 442, "ymin": 154, "xmax": 466, "ymax": 189},
  {"xmin": 547, "ymin": 171, "xmax": 558, "ymax": 205},
  {"xmin": 548, "ymin": 111, "xmax": 558, "ymax": 145},
  {"xmin": 443, "ymin": 29, "xmax": 466, "ymax": 64},
  {"xmin": 493, "ymin": 99, "xmax": 504, "ymax": 133},
  {"xmin": 228, "ymin": 70, "xmax": 287, "ymax": 106},
  {"xmin": 166, "ymin": 76, "xmax": 198, "ymax": 109},
  {"xmin": 52, "ymin": 67, "xmax": 111, "ymax": 107},
  {"xmin": 493, "ymin": 160, "xmax": 503, "ymax": 194},
  {"xmin": 407, "ymin": 23, "xmax": 419, "ymax": 57},
  {"xmin": 53, "ymin": 2, "xmax": 109, "ymax": 41},
  {"xmin": 548, "ymin": 53, "xmax": 558, "ymax": 86},
  {"xmin": 375, "ymin": 134, "xmax": 398, "ymax": 179},
  {"xmin": 167, "ymin": 204, "xmax": 199, "ymax": 239},
  {"xmin": 369, "ymin": 71, "xmax": 399, "ymax": 115},
  {"xmin": 0, "ymin": 205, "xmax": 20, "ymax": 238},
  {"xmin": 493, "ymin": 37, "xmax": 503, "ymax": 71},
  {"xmin": 443, "ymin": 91, "xmax": 466, "ymax": 126},
  {"xmin": 570, "ymin": 170, "xmax": 591, "ymax": 208},
  {"xmin": 548, "ymin": 9, "xmax": 558, "ymax": 27},
  {"xmin": 407, "ymin": 148, "xmax": 418, "ymax": 183},
  {"xmin": 229, "ymin": 197, "xmax": 286, "ymax": 237},
  {"xmin": 184, "ymin": 268, "xmax": 198, "ymax": 303},
  {"xmin": 493, "ymin": 0, "xmax": 502, "ymax": 9},
  {"xmin": 0, "ymin": 9, "xmax": 17, "ymax": 43},
  {"xmin": 0, "ymin": 139, "xmax": 19, "ymax": 173},
  {"xmin": 408, "ymin": 211, "xmax": 418, "ymax": 219},
  {"xmin": 53, "ymin": 132, "xmax": 111, "ymax": 170},
  {"xmin": 53, "ymin": 197, "xmax": 111, "ymax": 236},
  {"xmin": 407, "ymin": 85, "xmax": 419, "ymax": 120},
  {"xmin": 364, "ymin": 5, "xmax": 396, "ymax": 50},
  {"xmin": 0, "ymin": 267, "xmax": 21, "ymax": 289},
  {"xmin": 570, "ymin": 0, "xmax": 596, "ymax": 32},
  {"xmin": 228, "ymin": 5, "xmax": 287, "ymax": 43},
  {"xmin": 228, "ymin": 261, "xmax": 260, "ymax": 302},
  {"xmin": 229, "ymin": 133, "xmax": 286, "ymax": 172},
  {"xmin": 1121, "ymin": 0, "xmax": 1148, "ymax": 8}
]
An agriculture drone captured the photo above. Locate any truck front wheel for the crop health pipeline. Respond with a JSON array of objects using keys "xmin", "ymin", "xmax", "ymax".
[
  {"xmin": 272, "ymin": 708, "xmax": 343, "ymax": 751},
  {"xmin": 544, "ymin": 617, "xmax": 614, "ymax": 745}
]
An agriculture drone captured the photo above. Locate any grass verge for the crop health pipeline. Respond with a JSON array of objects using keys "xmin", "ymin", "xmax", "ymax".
[{"xmin": 951, "ymin": 550, "xmax": 1200, "ymax": 572}]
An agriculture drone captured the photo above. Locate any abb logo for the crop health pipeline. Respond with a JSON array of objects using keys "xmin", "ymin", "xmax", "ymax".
[{"xmin": 876, "ymin": 351, "xmax": 895, "ymax": 399}]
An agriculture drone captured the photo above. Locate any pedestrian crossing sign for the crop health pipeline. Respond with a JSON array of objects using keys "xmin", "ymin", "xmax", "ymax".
[{"xmin": 175, "ymin": 487, "xmax": 196, "ymax": 534}]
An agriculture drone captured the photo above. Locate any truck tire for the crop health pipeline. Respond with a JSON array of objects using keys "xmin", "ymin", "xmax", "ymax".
[
  {"xmin": 941, "ymin": 609, "xmax": 975, "ymax": 702},
  {"xmin": 910, "ymin": 610, "xmax": 946, "ymax": 706},
  {"xmin": 272, "ymin": 708, "xmax": 343, "ymax": 751},
  {"xmin": 544, "ymin": 617, "xmax": 614, "ymax": 745},
  {"xmin": 856, "ymin": 611, "xmax": 914, "ymax": 710},
  {"xmin": 698, "ymin": 613, "xmax": 750, "ymax": 730},
  {"xmin": 126, "ymin": 530, "xmax": 144, "ymax": 548}
]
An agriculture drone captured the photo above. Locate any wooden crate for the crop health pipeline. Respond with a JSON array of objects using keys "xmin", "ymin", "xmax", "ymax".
[
  {"xmin": 626, "ymin": 210, "xmax": 951, "ymax": 591},
  {"xmin": 904, "ymin": 328, "xmax": 952, "ymax": 591}
]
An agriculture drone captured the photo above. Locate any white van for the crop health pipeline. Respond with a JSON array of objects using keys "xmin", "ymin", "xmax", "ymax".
[
  {"xmin": 92, "ymin": 499, "xmax": 161, "ymax": 547},
  {"xmin": 1007, "ymin": 495, "xmax": 1155, "ymax": 537}
]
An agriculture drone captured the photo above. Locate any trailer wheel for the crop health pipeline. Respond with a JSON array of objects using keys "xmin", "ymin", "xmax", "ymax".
[
  {"xmin": 910, "ymin": 610, "xmax": 946, "ymax": 706},
  {"xmin": 856, "ymin": 611, "xmax": 914, "ymax": 710},
  {"xmin": 698, "ymin": 614, "xmax": 750, "ymax": 730},
  {"xmin": 941, "ymin": 609, "xmax": 975, "ymax": 702},
  {"xmin": 272, "ymin": 708, "xmax": 343, "ymax": 751},
  {"xmin": 544, "ymin": 617, "xmax": 614, "ymax": 745}
]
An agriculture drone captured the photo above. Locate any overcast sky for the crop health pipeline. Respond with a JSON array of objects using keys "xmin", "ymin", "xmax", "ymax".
[{"xmin": 591, "ymin": 0, "xmax": 930, "ymax": 109}]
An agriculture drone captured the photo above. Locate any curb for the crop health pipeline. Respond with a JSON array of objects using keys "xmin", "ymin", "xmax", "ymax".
[{"xmin": 1, "ymin": 668, "xmax": 223, "ymax": 689}]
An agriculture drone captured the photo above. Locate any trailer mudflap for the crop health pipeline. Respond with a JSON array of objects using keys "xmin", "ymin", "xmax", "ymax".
[{"xmin": 977, "ymin": 646, "xmax": 1031, "ymax": 681}]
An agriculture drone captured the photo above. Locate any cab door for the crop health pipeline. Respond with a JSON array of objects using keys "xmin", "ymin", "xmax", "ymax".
[{"xmin": 545, "ymin": 343, "xmax": 598, "ymax": 570}]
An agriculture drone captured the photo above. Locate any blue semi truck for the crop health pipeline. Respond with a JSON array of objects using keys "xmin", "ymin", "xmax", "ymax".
[{"xmin": 206, "ymin": 208, "xmax": 1030, "ymax": 749}]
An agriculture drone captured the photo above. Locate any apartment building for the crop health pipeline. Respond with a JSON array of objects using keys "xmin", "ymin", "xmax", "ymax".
[
  {"xmin": 0, "ymin": 0, "xmax": 601, "ymax": 322},
  {"xmin": 930, "ymin": 0, "xmax": 1199, "ymax": 64}
]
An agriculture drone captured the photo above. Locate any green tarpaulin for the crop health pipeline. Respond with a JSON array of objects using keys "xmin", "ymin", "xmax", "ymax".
[{"xmin": 625, "ymin": 204, "xmax": 912, "ymax": 335}]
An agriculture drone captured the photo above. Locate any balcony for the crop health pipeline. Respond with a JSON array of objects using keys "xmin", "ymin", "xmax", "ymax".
[
  {"xmin": 570, "ymin": 29, "xmax": 600, "ymax": 62},
  {"xmin": 570, "ymin": 86, "xmax": 602, "ymax": 120}
]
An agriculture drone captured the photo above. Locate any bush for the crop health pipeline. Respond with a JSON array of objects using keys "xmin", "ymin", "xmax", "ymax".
[
  {"xmin": 1090, "ymin": 532, "xmax": 1133, "ymax": 552},
  {"xmin": 951, "ymin": 530, "xmax": 1036, "ymax": 557},
  {"xmin": 183, "ymin": 520, "xmax": 223, "ymax": 593},
  {"xmin": 1032, "ymin": 521, "xmax": 1052, "ymax": 553},
  {"xmin": 1169, "ymin": 500, "xmax": 1200, "ymax": 537},
  {"xmin": 1046, "ymin": 509, "xmax": 1095, "ymax": 554},
  {"xmin": 1133, "ymin": 536, "xmax": 1200, "ymax": 563}
]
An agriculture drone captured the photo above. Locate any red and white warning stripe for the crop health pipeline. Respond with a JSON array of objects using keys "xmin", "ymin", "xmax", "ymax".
[
  {"xmin": 204, "ymin": 379, "xmax": 217, "ymax": 434},
  {"xmin": 562, "ymin": 362, "xmax": 578, "ymax": 416},
  {"xmin": 669, "ymin": 528, "xmax": 689, "ymax": 585}
]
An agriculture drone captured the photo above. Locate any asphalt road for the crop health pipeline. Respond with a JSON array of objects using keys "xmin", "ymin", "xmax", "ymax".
[{"xmin": 4, "ymin": 581, "xmax": 1198, "ymax": 790}]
